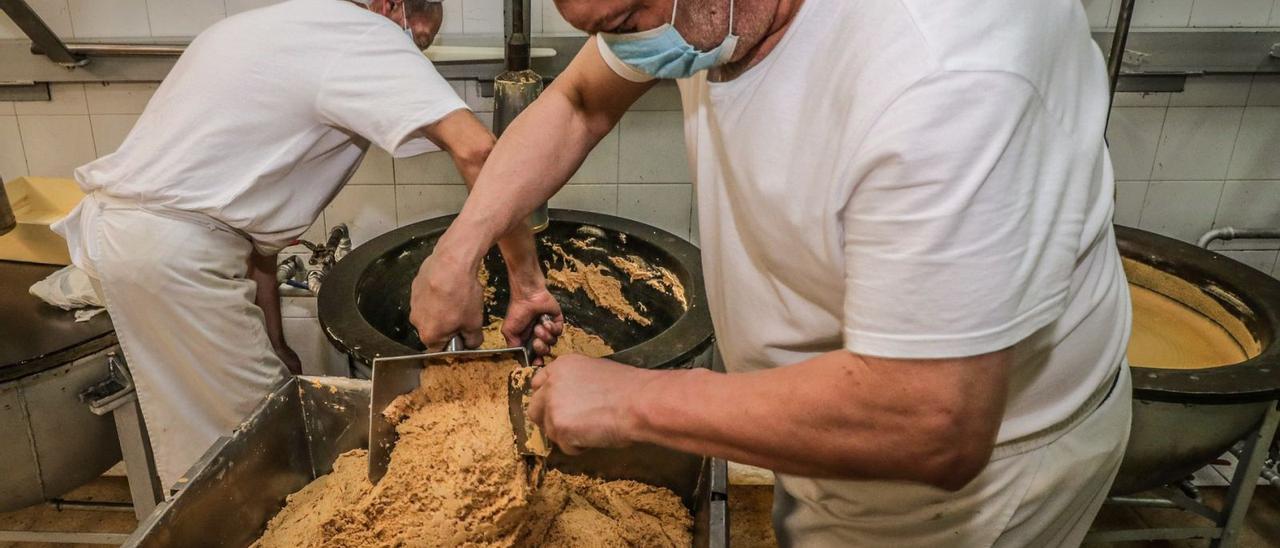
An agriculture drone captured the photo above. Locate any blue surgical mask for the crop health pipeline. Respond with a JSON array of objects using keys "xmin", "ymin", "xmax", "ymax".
[{"xmin": 599, "ymin": 0, "xmax": 738, "ymax": 80}]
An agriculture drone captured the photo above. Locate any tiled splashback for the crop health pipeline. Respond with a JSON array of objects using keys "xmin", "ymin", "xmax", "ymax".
[
  {"xmin": 5, "ymin": 0, "xmax": 1280, "ymax": 276},
  {"xmin": 0, "ymin": 78, "xmax": 694, "ymax": 248},
  {"xmin": 0, "ymin": 0, "xmax": 584, "ymax": 40}
]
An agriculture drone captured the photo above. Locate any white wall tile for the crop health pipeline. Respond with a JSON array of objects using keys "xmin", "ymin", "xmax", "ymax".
[
  {"xmin": 618, "ymin": 111, "xmax": 690, "ymax": 183},
  {"xmin": 549, "ymin": 184, "xmax": 617, "ymax": 215},
  {"xmin": 1083, "ymin": 0, "xmax": 1116, "ymax": 27},
  {"xmin": 323, "ymin": 185, "xmax": 397, "ymax": 246},
  {"xmin": 89, "ymin": 114, "xmax": 138, "ymax": 156},
  {"xmin": 225, "ymin": 0, "xmax": 280, "ymax": 15},
  {"xmin": 1106, "ymin": 107, "xmax": 1165, "ymax": 180},
  {"xmin": 14, "ymin": 84, "xmax": 87, "ymax": 116},
  {"xmin": 84, "ymin": 82, "xmax": 157, "ymax": 114},
  {"xmin": 1228, "ymin": 107, "xmax": 1280, "ymax": 179},
  {"xmin": 395, "ymin": 150, "xmax": 464, "ymax": 184},
  {"xmin": 1168, "ymin": 75, "xmax": 1252, "ymax": 106},
  {"xmin": 529, "ymin": 0, "xmax": 544, "ymax": 33},
  {"xmin": 1248, "ymin": 75, "xmax": 1280, "ymax": 106},
  {"xmin": 282, "ymin": 315, "xmax": 348, "ymax": 376},
  {"xmin": 1219, "ymin": 249, "xmax": 1279, "ymax": 273},
  {"xmin": 68, "ymin": 0, "xmax": 150, "ymax": 37},
  {"xmin": 462, "ymin": 80, "xmax": 494, "ymax": 113},
  {"xmin": 543, "ymin": 0, "xmax": 582, "ymax": 34},
  {"xmin": 147, "ymin": 0, "xmax": 226, "ymax": 37},
  {"xmin": 1138, "ymin": 180, "xmax": 1224, "ymax": 243},
  {"xmin": 25, "ymin": 0, "xmax": 74, "ymax": 37},
  {"xmin": 1111, "ymin": 92, "xmax": 1171, "ymax": 107},
  {"xmin": 462, "ymin": 0, "xmax": 501, "ymax": 34},
  {"xmin": 1189, "ymin": 0, "xmax": 1272, "ymax": 26},
  {"xmin": 0, "ymin": 117, "xmax": 29, "ymax": 180},
  {"xmin": 630, "ymin": 81, "xmax": 683, "ymax": 111},
  {"xmin": 1271, "ymin": 0, "xmax": 1280, "ymax": 25},
  {"xmin": 0, "ymin": 13, "xmax": 23, "ymax": 39},
  {"xmin": 1151, "ymin": 107, "xmax": 1242, "ymax": 180},
  {"xmin": 18, "ymin": 115, "xmax": 97, "ymax": 178},
  {"xmin": 1114, "ymin": 181, "xmax": 1149, "ymax": 226},
  {"xmin": 1213, "ymin": 180, "xmax": 1280, "ymax": 228},
  {"xmin": 396, "ymin": 185, "xmax": 468, "ymax": 225},
  {"xmin": 568, "ymin": 126, "xmax": 618, "ymax": 184},
  {"xmin": 350, "ymin": 147, "xmax": 394, "ymax": 185},
  {"xmin": 1132, "ymin": 0, "xmax": 1194, "ymax": 26},
  {"xmin": 618, "ymin": 184, "xmax": 693, "ymax": 238},
  {"xmin": 439, "ymin": 0, "xmax": 463, "ymax": 34}
]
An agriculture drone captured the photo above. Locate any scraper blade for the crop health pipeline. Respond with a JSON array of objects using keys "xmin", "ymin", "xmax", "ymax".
[{"xmin": 368, "ymin": 336, "xmax": 537, "ymax": 485}]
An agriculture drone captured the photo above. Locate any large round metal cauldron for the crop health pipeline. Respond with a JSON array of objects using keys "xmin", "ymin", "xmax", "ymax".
[
  {"xmin": 1112, "ymin": 226, "xmax": 1280, "ymax": 495},
  {"xmin": 319, "ymin": 209, "xmax": 714, "ymax": 370},
  {"xmin": 0, "ymin": 262, "xmax": 122, "ymax": 512}
]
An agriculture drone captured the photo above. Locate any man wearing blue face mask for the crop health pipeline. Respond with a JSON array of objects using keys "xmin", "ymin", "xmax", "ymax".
[{"xmin": 408, "ymin": 0, "xmax": 1132, "ymax": 545}]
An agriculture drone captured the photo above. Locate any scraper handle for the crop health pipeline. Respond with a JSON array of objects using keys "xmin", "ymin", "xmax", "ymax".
[{"xmin": 446, "ymin": 335, "xmax": 464, "ymax": 352}]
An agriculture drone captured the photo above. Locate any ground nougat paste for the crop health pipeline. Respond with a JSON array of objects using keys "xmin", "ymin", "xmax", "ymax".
[
  {"xmin": 1127, "ymin": 284, "xmax": 1248, "ymax": 369},
  {"xmin": 253, "ymin": 324, "xmax": 691, "ymax": 548}
]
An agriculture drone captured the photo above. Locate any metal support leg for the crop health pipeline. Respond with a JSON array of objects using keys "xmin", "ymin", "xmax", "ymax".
[
  {"xmin": 109, "ymin": 393, "xmax": 162, "ymax": 519},
  {"xmin": 1212, "ymin": 402, "xmax": 1280, "ymax": 548},
  {"xmin": 83, "ymin": 353, "xmax": 163, "ymax": 521}
]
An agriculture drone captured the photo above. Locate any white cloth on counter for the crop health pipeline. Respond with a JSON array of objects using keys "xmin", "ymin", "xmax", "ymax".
[
  {"xmin": 29, "ymin": 264, "xmax": 104, "ymax": 310},
  {"xmin": 601, "ymin": 0, "xmax": 1129, "ymax": 543},
  {"xmin": 62, "ymin": 193, "xmax": 287, "ymax": 489},
  {"xmin": 65, "ymin": 0, "xmax": 467, "ymax": 254}
]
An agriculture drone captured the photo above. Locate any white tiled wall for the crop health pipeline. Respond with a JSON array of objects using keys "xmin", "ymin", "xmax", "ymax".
[
  {"xmin": 1111, "ymin": 76, "xmax": 1280, "ymax": 278},
  {"xmin": 0, "ymin": 0, "xmax": 586, "ymax": 39},
  {"xmin": 4, "ymin": 0, "xmax": 1280, "ymax": 277}
]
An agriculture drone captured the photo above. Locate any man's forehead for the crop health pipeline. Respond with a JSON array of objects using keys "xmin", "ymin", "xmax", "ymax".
[{"xmin": 556, "ymin": 0, "xmax": 659, "ymax": 32}]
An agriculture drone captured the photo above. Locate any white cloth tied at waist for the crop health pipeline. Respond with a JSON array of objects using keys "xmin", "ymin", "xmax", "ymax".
[{"xmin": 53, "ymin": 192, "xmax": 252, "ymax": 280}]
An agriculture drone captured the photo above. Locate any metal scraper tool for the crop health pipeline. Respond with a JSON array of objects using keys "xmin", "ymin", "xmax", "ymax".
[{"xmin": 368, "ymin": 325, "xmax": 552, "ymax": 485}]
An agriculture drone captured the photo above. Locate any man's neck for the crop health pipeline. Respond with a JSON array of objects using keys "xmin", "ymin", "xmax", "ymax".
[{"xmin": 711, "ymin": 0, "xmax": 804, "ymax": 82}]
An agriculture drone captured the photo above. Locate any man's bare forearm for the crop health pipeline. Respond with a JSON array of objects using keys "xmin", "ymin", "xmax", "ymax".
[
  {"xmin": 624, "ymin": 350, "xmax": 1010, "ymax": 490},
  {"xmin": 248, "ymin": 251, "xmax": 286, "ymax": 349},
  {"xmin": 435, "ymin": 88, "xmax": 608, "ymax": 271}
]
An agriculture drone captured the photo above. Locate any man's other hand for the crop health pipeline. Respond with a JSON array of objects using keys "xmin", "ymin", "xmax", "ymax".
[
  {"xmin": 503, "ymin": 288, "xmax": 564, "ymax": 365},
  {"xmin": 410, "ymin": 253, "xmax": 485, "ymax": 349}
]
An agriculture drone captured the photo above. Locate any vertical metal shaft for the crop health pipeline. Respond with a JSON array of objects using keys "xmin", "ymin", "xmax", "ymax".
[
  {"xmin": 495, "ymin": 0, "xmax": 549, "ymax": 233},
  {"xmin": 1107, "ymin": 0, "xmax": 1136, "ymax": 104}
]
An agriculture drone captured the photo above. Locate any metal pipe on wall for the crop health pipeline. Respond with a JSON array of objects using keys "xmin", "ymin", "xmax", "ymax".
[{"xmin": 1197, "ymin": 227, "xmax": 1280, "ymax": 249}]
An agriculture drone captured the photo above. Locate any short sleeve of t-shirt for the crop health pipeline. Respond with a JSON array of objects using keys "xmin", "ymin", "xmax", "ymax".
[
  {"xmin": 316, "ymin": 27, "xmax": 468, "ymax": 157},
  {"xmin": 842, "ymin": 71, "xmax": 1077, "ymax": 359}
]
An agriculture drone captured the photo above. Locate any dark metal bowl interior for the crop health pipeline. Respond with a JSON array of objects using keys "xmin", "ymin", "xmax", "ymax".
[
  {"xmin": 1117, "ymin": 225, "xmax": 1280, "ymax": 404},
  {"xmin": 320, "ymin": 210, "xmax": 714, "ymax": 370}
]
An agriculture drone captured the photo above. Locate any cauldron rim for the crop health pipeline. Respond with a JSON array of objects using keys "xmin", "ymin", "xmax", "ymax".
[
  {"xmin": 1117, "ymin": 225, "xmax": 1280, "ymax": 404},
  {"xmin": 318, "ymin": 209, "xmax": 714, "ymax": 370}
]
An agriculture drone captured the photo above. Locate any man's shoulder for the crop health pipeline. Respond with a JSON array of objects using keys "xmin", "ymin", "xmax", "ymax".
[{"xmin": 213, "ymin": 0, "xmax": 386, "ymax": 37}]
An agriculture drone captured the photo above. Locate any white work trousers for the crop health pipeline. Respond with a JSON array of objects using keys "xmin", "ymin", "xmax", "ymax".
[
  {"xmin": 56, "ymin": 195, "xmax": 287, "ymax": 489},
  {"xmin": 774, "ymin": 368, "xmax": 1132, "ymax": 547}
]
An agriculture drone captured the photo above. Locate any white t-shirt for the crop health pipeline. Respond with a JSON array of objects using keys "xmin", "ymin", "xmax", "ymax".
[
  {"xmin": 601, "ymin": 0, "xmax": 1129, "ymax": 445},
  {"xmin": 73, "ymin": 0, "xmax": 466, "ymax": 252}
]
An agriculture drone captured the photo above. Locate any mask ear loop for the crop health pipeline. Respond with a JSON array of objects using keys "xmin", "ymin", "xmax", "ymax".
[
  {"xmin": 670, "ymin": 0, "xmax": 680, "ymax": 25},
  {"xmin": 727, "ymin": 0, "xmax": 735, "ymax": 35}
]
